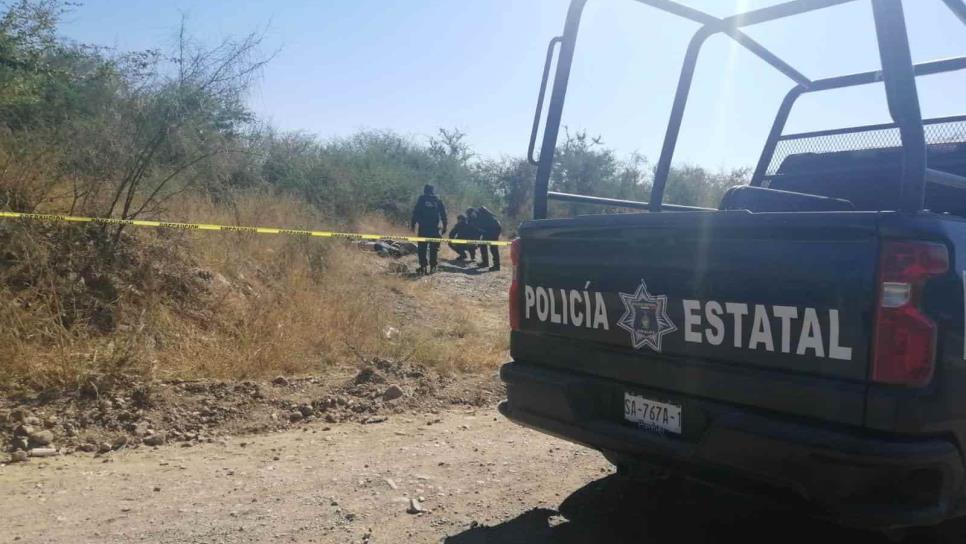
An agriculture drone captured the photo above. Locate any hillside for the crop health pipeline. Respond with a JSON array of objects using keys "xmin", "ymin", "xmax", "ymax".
[{"xmin": 1, "ymin": 241, "xmax": 510, "ymax": 454}]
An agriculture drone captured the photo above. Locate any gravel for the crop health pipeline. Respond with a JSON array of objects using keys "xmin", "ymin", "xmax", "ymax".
[
  {"xmin": 143, "ymin": 434, "xmax": 166, "ymax": 447},
  {"xmin": 8, "ymin": 450, "xmax": 29, "ymax": 463},
  {"xmin": 28, "ymin": 430, "xmax": 55, "ymax": 447},
  {"xmin": 383, "ymin": 384, "xmax": 404, "ymax": 401},
  {"xmin": 407, "ymin": 498, "xmax": 424, "ymax": 514}
]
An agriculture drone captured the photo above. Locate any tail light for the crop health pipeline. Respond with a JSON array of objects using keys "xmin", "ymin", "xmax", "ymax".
[
  {"xmin": 872, "ymin": 241, "xmax": 948, "ymax": 387},
  {"xmin": 509, "ymin": 238, "xmax": 522, "ymax": 331}
]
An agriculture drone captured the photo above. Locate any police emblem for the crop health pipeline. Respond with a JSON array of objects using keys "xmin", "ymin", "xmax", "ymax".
[{"xmin": 617, "ymin": 280, "xmax": 677, "ymax": 352}]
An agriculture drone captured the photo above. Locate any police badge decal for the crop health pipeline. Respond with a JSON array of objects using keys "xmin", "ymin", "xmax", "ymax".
[{"xmin": 617, "ymin": 280, "xmax": 677, "ymax": 352}]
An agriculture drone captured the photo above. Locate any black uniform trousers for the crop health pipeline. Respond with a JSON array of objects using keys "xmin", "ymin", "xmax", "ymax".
[
  {"xmin": 417, "ymin": 227, "xmax": 441, "ymax": 268},
  {"xmin": 479, "ymin": 227, "xmax": 501, "ymax": 268}
]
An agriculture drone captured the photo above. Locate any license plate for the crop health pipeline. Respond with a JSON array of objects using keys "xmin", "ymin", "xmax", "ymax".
[{"xmin": 623, "ymin": 392, "xmax": 682, "ymax": 434}]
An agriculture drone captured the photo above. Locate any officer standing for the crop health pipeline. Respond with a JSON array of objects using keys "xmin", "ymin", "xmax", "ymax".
[
  {"xmin": 475, "ymin": 206, "xmax": 502, "ymax": 271},
  {"xmin": 410, "ymin": 184, "xmax": 447, "ymax": 274}
]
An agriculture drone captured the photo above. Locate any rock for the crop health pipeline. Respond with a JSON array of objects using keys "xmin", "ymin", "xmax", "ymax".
[
  {"xmin": 44, "ymin": 416, "xmax": 59, "ymax": 428},
  {"xmin": 385, "ymin": 478, "xmax": 398, "ymax": 490},
  {"xmin": 363, "ymin": 416, "xmax": 387, "ymax": 425},
  {"xmin": 23, "ymin": 416, "xmax": 41, "ymax": 427},
  {"xmin": 9, "ymin": 450, "xmax": 29, "ymax": 463},
  {"xmin": 77, "ymin": 444, "xmax": 98, "ymax": 453},
  {"xmin": 97, "ymin": 442, "xmax": 113, "ymax": 454},
  {"xmin": 28, "ymin": 448, "xmax": 58, "ymax": 458},
  {"xmin": 132, "ymin": 422, "xmax": 150, "ymax": 437},
  {"xmin": 113, "ymin": 436, "xmax": 129, "ymax": 449},
  {"xmin": 382, "ymin": 326, "xmax": 400, "ymax": 340},
  {"xmin": 11, "ymin": 437, "xmax": 28, "ymax": 451},
  {"xmin": 353, "ymin": 367, "xmax": 385, "ymax": 385},
  {"xmin": 14, "ymin": 424, "xmax": 33, "ymax": 437},
  {"xmin": 272, "ymin": 376, "xmax": 289, "ymax": 387},
  {"xmin": 407, "ymin": 498, "xmax": 424, "ymax": 514},
  {"xmin": 382, "ymin": 384, "xmax": 404, "ymax": 401},
  {"xmin": 9, "ymin": 408, "xmax": 26, "ymax": 422},
  {"xmin": 325, "ymin": 414, "xmax": 337, "ymax": 424},
  {"xmin": 143, "ymin": 433, "xmax": 166, "ymax": 447},
  {"xmin": 298, "ymin": 404, "xmax": 314, "ymax": 418},
  {"xmin": 28, "ymin": 430, "xmax": 55, "ymax": 447},
  {"xmin": 288, "ymin": 411, "xmax": 304, "ymax": 423}
]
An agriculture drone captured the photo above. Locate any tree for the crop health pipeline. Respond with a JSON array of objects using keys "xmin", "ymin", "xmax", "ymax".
[
  {"xmin": 428, "ymin": 128, "xmax": 472, "ymax": 164},
  {"xmin": 92, "ymin": 19, "xmax": 271, "ymax": 244}
]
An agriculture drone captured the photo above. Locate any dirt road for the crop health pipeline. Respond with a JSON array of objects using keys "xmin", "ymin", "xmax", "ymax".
[
  {"xmin": 6, "ymin": 406, "xmax": 966, "ymax": 544},
  {"xmin": 0, "ymin": 406, "xmax": 605, "ymax": 543}
]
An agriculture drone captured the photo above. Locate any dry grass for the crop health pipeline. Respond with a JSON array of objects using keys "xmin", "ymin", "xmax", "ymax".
[
  {"xmin": 0, "ymin": 191, "xmax": 508, "ymax": 391},
  {"xmin": 390, "ymin": 274, "xmax": 509, "ymax": 374}
]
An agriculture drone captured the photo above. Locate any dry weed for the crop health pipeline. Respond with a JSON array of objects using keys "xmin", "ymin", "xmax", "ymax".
[{"xmin": 1, "ymin": 191, "xmax": 508, "ymax": 391}]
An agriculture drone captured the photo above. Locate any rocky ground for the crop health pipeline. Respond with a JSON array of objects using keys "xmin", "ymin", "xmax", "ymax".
[
  {"xmin": 1, "ymin": 247, "xmax": 510, "ymax": 463},
  {"xmin": 0, "ymin": 357, "xmax": 501, "ymax": 462},
  {"xmin": 7, "ymin": 408, "xmax": 966, "ymax": 544}
]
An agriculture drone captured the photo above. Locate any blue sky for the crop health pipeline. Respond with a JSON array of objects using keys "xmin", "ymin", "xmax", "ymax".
[{"xmin": 58, "ymin": 0, "xmax": 966, "ymax": 169}]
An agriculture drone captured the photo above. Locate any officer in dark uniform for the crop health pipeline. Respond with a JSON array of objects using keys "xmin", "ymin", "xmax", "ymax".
[
  {"xmin": 410, "ymin": 184, "xmax": 447, "ymax": 274},
  {"xmin": 464, "ymin": 208, "xmax": 482, "ymax": 263},
  {"xmin": 475, "ymin": 206, "xmax": 502, "ymax": 271},
  {"xmin": 447, "ymin": 215, "xmax": 478, "ymax": 261}
]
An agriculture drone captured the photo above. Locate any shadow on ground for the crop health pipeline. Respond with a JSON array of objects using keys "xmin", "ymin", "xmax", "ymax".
[
  {"xmin": 403, "ymin": 262, "xmax": 490, "ymax": 279},
  {"xmin": 438, "ymin": 261, "xmax": 492, "ymax": 276},
  {"xmin": 444, "ymin": 475, "xmax": 966, "ymax": 544}
]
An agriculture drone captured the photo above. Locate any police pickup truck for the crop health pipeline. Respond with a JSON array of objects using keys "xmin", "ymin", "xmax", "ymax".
[{"xmin": 500, "ymin": 0, "xmax": 966, "ymax": 530}]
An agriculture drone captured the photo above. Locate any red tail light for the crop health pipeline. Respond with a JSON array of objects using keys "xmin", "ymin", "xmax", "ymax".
[
  {"xmin": 509, "ymin": 238, "xmax": 522, "ymax": 331},
  {"xmin": 872, "ymin": 241, "xmax": 948, "ymax": 387}
]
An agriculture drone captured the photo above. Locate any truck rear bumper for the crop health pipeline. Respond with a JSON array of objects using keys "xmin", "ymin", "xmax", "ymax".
[{"xmin": 500, "ymin": 361, "xmax": 966, "ymax": 529}]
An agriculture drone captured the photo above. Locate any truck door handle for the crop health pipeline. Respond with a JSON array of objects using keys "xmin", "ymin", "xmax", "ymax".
[{"xmin": 528, "ymin": 36, "xmax": 563, "ymax": 166}]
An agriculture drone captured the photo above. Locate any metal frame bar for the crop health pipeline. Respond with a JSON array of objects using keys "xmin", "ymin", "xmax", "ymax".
[
  {"xmin": 533, "ymin": 0, "xmax": 588, "ymax": 220},
  {"xmin": 943, "ymin": 0, "xmax": 966, "ymax": 25},
  {"xmin": 528, "ymin": 37, "xmax": 562, "ymax": 166},
  {"xmin": 871, "ymin": 0, "xmax": 927, "ymax": 211},
  {"xmin": 546, "ymin": 191, "xmax": 712, "ymax": 211},
  {"xmin": 927, "ymin": 168, "xmax": 966, "ymax": 188},
  {"xmin": 751, "ymin": 57, "xmax": 966, "ymax": 185},
  {"xmin": 777, "ymin": 113, "xmax": 966, "ymax": 141},
  {"xmin": 530, "ymin": 0, "xmax": 966, "ymax": 218}
]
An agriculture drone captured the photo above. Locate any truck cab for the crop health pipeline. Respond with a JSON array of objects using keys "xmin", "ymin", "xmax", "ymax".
[{"xmin": 500, "ymin": 0, "xmax": 966, "ymax": 530}]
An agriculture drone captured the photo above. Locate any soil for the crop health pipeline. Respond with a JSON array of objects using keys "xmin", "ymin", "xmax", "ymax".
[
  {"xmin": 0, "ymin": 357, "xmax": 502, "ymax": 458},
  {"xmin": 6, "ymin": 409, "xmax": 966, "ymax": 543},
  {"xmin": 0, "ymin": 249, "xmax": 509, "ymax": 459}
]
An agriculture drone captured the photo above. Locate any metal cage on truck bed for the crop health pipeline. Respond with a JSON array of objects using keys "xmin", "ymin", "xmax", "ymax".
[{"xmin": 528, "ymin": 0, "xmax": 966, "ymax": 219}]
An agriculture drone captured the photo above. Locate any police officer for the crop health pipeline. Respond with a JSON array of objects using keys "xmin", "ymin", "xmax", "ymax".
[
  {"xmin": 475, "ymin": 206, "xmax": 502, "ymax": 271},
  {"xmin": 464, "ymin": 208, "xmax": 482, "ymax": 263},
  {"xmin": 447, "ymin": 215, "xmax": 478, "ymax": 261},
  {"xmin": 410, "ymin": 184, "xmax": 447, "ymax": 274}
]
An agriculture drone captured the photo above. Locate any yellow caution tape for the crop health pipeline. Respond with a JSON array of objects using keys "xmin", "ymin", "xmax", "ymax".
[{"xmin": 0, "ymin": 211, "xmax": 510, "ymax": 246}]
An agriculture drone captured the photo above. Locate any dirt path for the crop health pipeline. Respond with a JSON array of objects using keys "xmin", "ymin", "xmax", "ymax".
[
  {"xmin": 0, "ymin": 407, "xmax": 608, "ymax": 544},
  {"xmin": 6, "ymin": 406, "xmax": 966, "ymax": 543}
]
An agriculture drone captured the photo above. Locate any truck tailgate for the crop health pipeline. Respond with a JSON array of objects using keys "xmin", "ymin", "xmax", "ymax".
[{"xmin": 514, "ymin": 210, "xmax": 880, "ymax": 425}]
